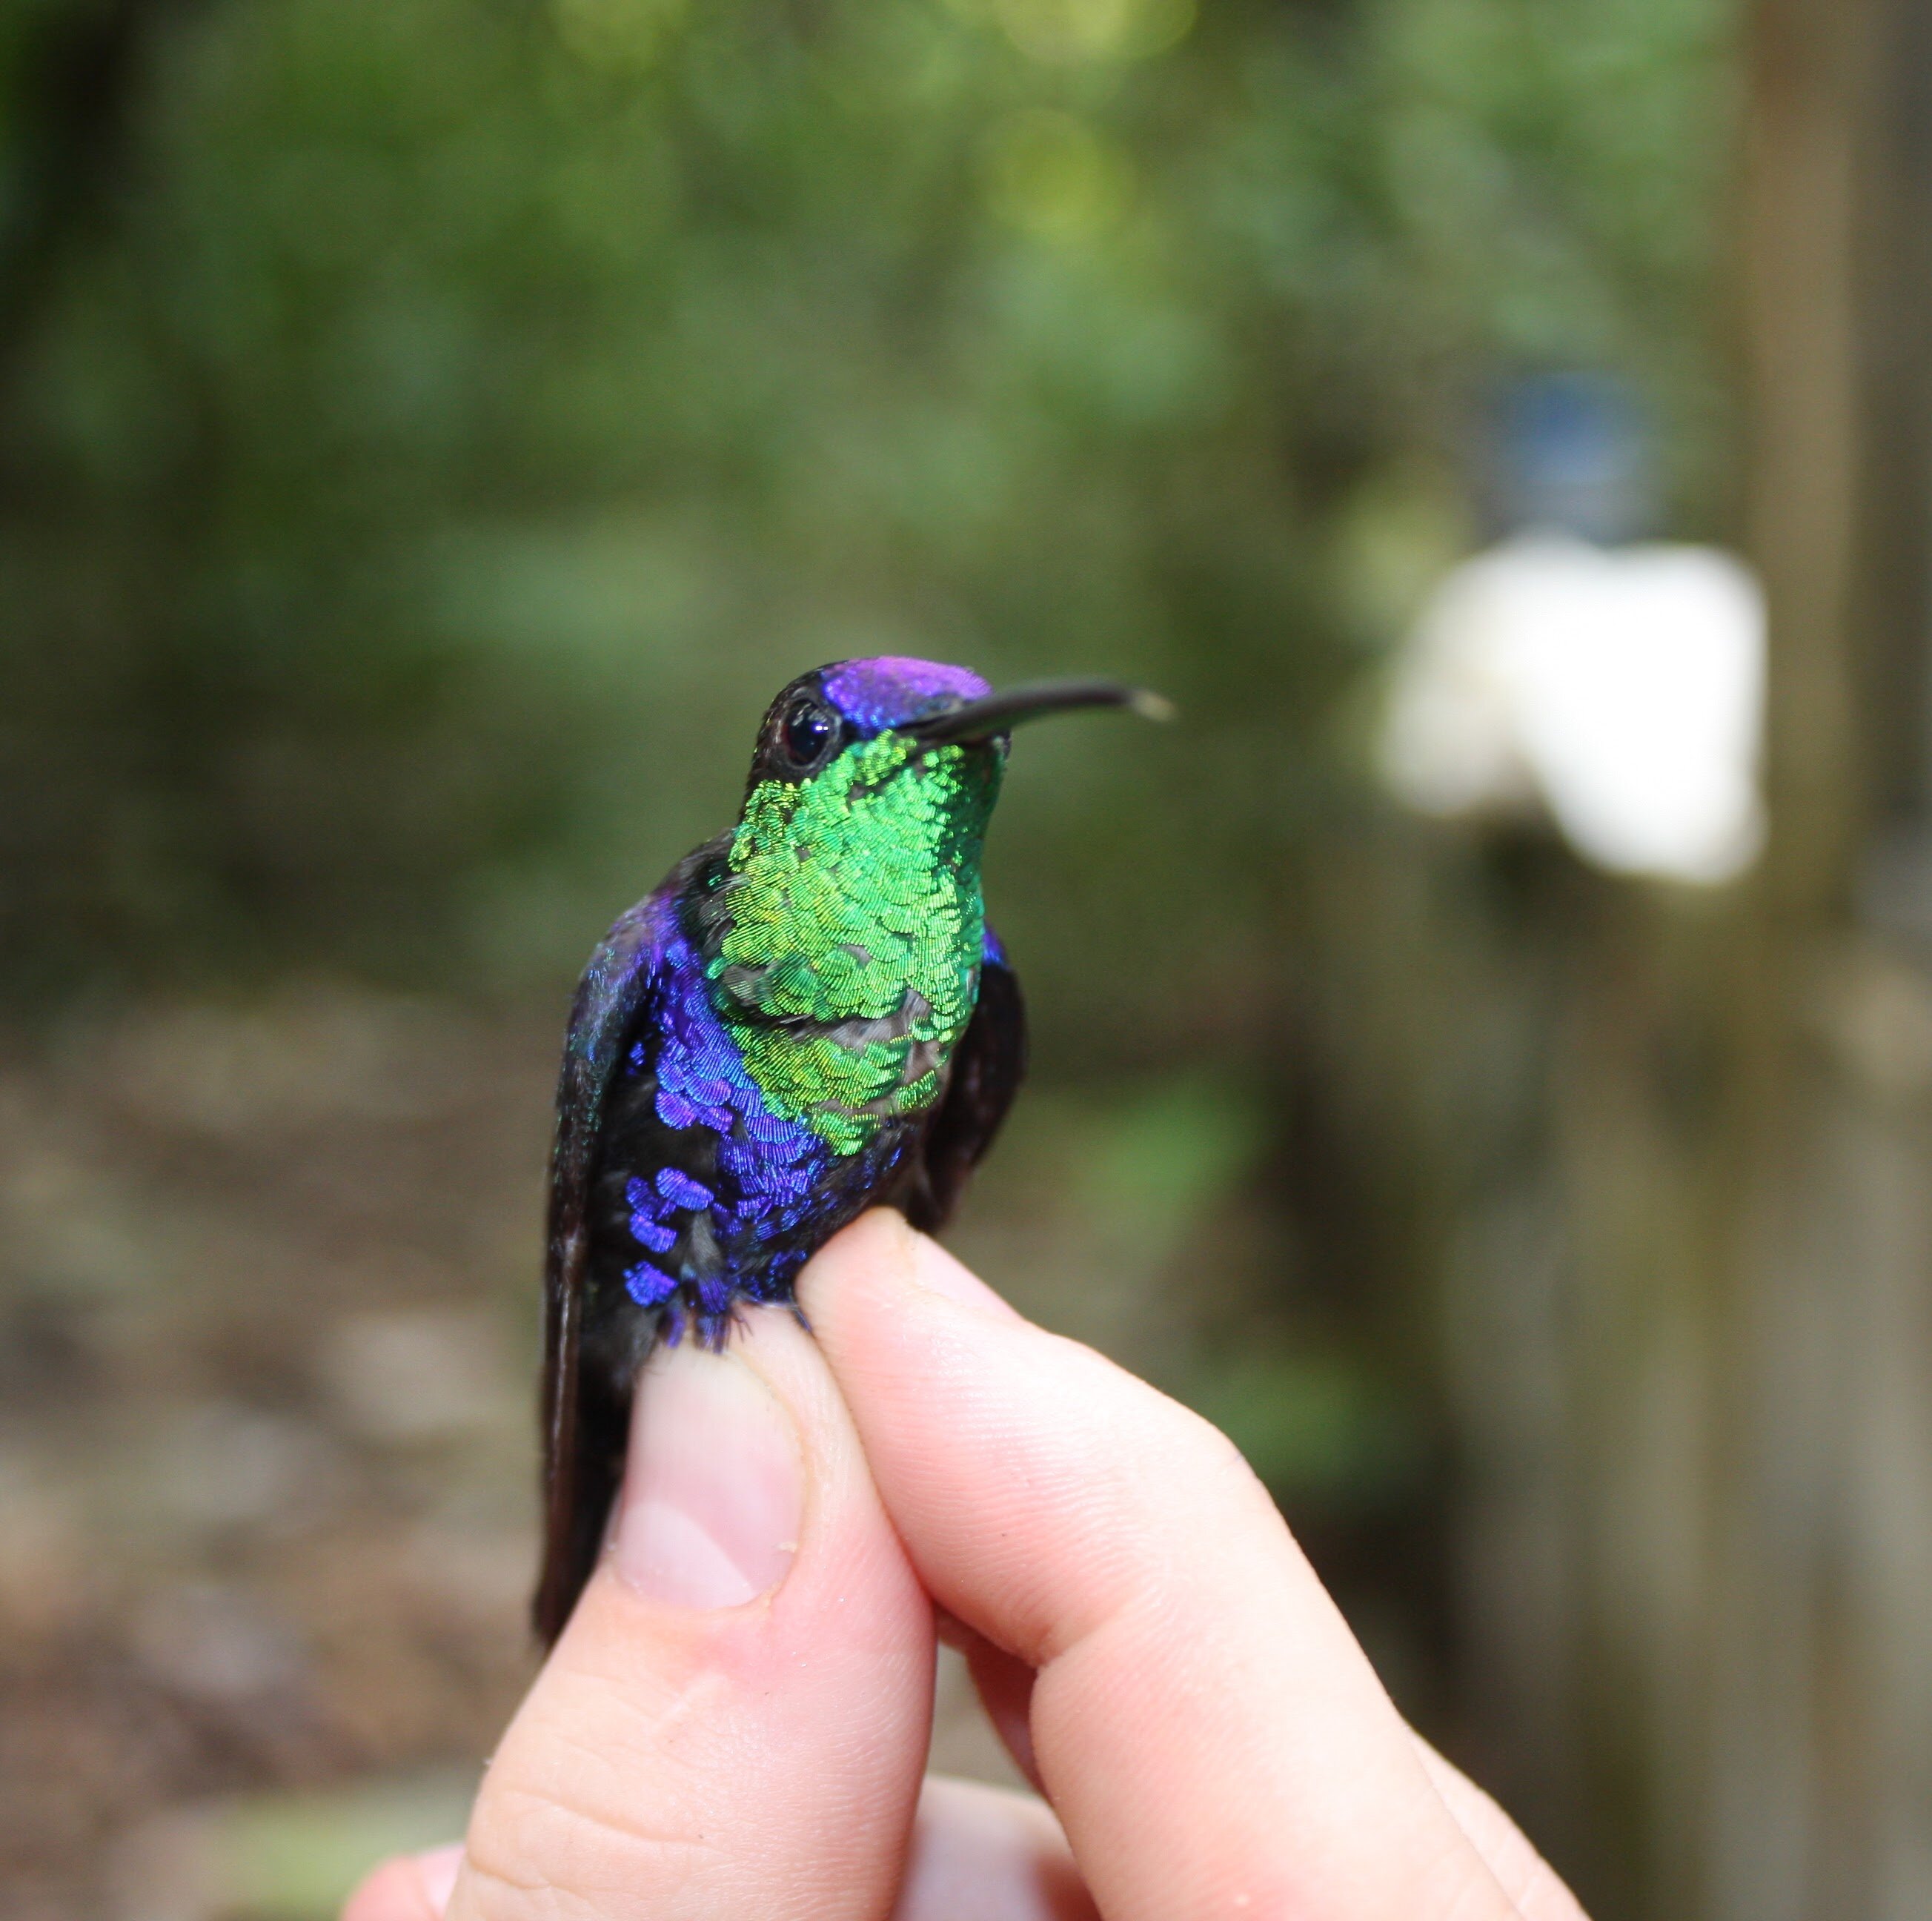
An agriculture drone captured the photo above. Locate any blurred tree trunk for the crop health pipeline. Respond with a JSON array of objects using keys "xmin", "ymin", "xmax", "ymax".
[
  {"xmin": 1704, "ymin": 1, "xmax": 1932, "ymax": 1915},
  {"xmin": 0, "ymin": 0, "xmax": 202, "ymax": 416},
  {"xmin": 1441, "ymin": 2, "xmax": 1932, "ymax": 1916}
]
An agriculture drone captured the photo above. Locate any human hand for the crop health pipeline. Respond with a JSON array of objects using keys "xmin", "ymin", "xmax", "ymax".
[{"xmin": 345, "ymin": 1210, "xmax": 1586, "ymax": 1921}]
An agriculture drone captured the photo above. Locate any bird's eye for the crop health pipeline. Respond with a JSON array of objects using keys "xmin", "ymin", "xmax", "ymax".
[{"xmin": 781, "ymin": 697, "xmax": 837, "ymax": 771}]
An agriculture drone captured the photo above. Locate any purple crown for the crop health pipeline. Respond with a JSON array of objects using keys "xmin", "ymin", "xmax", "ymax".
[{"xmin": 820, "ymin": 657, "xmax": 990, "ymax": 733}]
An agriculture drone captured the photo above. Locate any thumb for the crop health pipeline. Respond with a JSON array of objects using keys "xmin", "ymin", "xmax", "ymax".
[{"xmin": 446, "ymin": 1309, "xmax": 934, "ymax": 1920}]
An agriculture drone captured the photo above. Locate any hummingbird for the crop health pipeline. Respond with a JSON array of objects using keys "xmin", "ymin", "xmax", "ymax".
[{"xmin": 535, "ymin": 656, "xmax": 1166, "ymax": 1642}]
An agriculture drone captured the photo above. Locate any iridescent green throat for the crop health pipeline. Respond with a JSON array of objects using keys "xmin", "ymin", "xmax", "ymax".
[{"xmin": 706, "ymin": 731, "xmax": 1003, "ymax": 1155}]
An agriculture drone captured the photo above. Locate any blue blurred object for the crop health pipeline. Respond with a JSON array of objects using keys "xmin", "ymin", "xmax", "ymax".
[{"xmin": 1493, "ymin": 372, "xmax": 1653, "ymax": 544}]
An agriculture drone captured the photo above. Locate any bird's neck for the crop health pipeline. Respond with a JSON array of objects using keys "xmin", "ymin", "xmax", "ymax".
[{"xmin": 689, "ymin": 739, "xmax": 999, "ymax": 1152}]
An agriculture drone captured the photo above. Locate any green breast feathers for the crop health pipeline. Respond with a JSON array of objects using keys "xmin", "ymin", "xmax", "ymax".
[{"xmin": 706, "ymin": 731, "xmax": 1002, "ymax": 1155}]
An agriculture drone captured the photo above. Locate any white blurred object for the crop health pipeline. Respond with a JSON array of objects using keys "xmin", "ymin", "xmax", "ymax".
[{"xmin": 1379, "ymin": 532, "xmax": 1766, "ymax": 885}]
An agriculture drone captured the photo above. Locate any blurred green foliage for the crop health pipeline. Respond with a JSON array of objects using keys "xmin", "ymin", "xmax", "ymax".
[
  {"xmin": 114, "ymin": 1773, "xmax": 475, "ymax": 1919},
  {"xmin": 1073, "ymin": 1070, "xmax": 1261, "ymax": 1249},
  {"xmin": 2, "ymin": 0, "xmax": 1732, "ymax": 1037}
]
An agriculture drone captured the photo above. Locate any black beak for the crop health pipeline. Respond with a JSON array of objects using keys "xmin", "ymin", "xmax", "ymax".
[{"xmin": 906, "ymin": 677, "xmax": 1175, "ymax": 745}]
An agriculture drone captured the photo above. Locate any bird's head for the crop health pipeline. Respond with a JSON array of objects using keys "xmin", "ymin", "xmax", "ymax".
[
  {"xmin": 708, "ymin": 656, "xmax": 1166, "ymax": 1038},
  {"xmin": 741, "ymin": 654, "xmax": 1169, "ymax": 812}
]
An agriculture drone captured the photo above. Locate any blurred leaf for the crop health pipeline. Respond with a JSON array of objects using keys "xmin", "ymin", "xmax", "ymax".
[
  {"xmin": 1074, "ymin": 1071, "xmax": 1264, "ymax": 1263},
  {"xmin": 1189, "ymin": 1345, "xmax": 1424, "ymax": 1506},
  {"xmin": 113, "ymin": 1773, "xmax": 476, "ymax": 1921}
]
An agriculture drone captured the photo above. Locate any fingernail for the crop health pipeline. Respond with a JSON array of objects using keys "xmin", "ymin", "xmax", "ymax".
[
  {"xmin": 614, "ymin": 1343, "xmax": 803, "ymax": 1609},
  {"xmin": 415, "ymin": 1844, "xmax": 463, "ymax": 1915}
]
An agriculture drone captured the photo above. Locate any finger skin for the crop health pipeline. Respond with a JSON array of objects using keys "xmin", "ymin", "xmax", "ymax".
[
  {"xmin": 801, "ymin": 1212, "xmax": 1536, "ymax": 1921},
  {"xmin": 445, "ymin": 1309, "xmax": 935, "ymax": 1921},
  {"xmin": 349, "ymin": 1780, "xmax": 1106, "ymax": 1921},
  {"xmin": 342, "ymin": 1850, "xmax": 456, "ymax": 1921},
  {"xmin": 896, "ymin": 1777, "xmax": 1097, "ymax": 1921}
]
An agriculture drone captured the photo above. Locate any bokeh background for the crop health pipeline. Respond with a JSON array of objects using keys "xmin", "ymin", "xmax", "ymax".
[{"xmin": 4, "ymin": 0, "xmax": 1930, "ymax": 1915}]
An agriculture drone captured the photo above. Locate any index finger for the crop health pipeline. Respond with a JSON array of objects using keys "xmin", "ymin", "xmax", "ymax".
[{"xmin": 800, "ymin": 1212, "xmax": 1535, "ymax": 1921}]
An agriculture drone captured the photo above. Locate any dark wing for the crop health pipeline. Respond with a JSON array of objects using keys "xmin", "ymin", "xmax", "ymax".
[
  {"xmin": 533, "ymin": 880, "xmax": 681, "ymax": 1646},
  {"xmin": 903, "ymin": 929, "xmax": 1028, "ymax": 1235}
]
